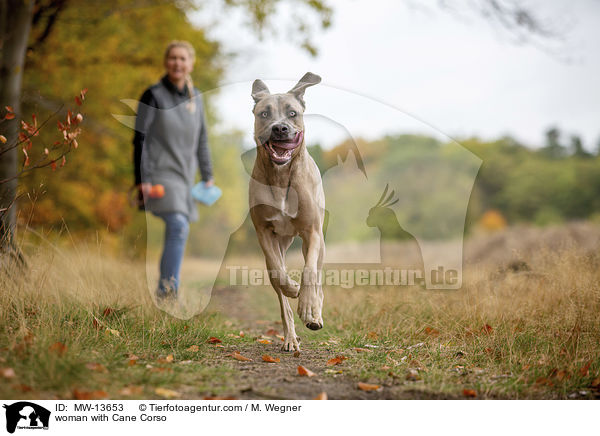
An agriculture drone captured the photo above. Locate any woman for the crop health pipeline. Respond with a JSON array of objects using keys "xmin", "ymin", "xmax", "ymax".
[{"xmin": 133, "ymin": 40, "xmax": 214, "ymax": 299}]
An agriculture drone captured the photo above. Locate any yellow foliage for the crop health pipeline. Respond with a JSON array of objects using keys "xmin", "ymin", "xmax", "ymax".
[{"xmin": 479, "ymin": 209, "xmax": 507, "ymax": 231}]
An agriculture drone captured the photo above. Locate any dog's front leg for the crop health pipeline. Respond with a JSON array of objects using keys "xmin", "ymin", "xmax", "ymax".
[
  {"xmin": 254, "ymin": 227, "xmax": 300, "ymax": 351},
  {"xmin": 298, "ymin": 229, "xmax": 325, "ymax": 330}
]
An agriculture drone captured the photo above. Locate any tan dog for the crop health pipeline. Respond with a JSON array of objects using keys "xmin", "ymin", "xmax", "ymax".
[{"xmin": 249, "ymin": 72, "xmax": 325, "ymax": 352}]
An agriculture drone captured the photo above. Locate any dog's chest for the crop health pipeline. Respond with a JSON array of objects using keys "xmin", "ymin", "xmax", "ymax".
[{"xmin": 265, "ymin": 207, "xmax": 297, "ymax": 236}]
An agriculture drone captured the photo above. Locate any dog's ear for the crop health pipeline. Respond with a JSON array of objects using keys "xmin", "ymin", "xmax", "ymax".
[
  {"xmin": 288, "ymin": 72, "xmax": 321, "ymax": 107},
  {"xmin": 251, "ymin": 79, "xmax": 271, "ymax": 103}
]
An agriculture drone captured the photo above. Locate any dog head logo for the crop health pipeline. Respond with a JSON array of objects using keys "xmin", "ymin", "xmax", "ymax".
[{"xmin": 3, "ymin": 402, "xmax": 50, "ymax": 433}]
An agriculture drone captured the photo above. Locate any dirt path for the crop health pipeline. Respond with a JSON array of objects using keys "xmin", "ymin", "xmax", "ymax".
[{"xmin": 203, "ymin": 288, "xmax": 455, "ymax": 400}]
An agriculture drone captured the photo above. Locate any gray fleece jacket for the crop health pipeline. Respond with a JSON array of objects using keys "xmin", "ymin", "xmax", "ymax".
[{"xmin": 133, "ymin": 75, "xmax": 213, "ymax": 222}]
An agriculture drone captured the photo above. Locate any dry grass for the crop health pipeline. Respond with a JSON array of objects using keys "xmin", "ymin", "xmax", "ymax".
[{"xmin": 1, "ymin": 222, "xmax": 599, "ymax": 399}]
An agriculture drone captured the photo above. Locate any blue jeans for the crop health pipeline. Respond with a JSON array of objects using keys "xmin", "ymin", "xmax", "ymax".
[{"xmin": 155, "ymin": 212, "xmax": 189, "ymax": 297}]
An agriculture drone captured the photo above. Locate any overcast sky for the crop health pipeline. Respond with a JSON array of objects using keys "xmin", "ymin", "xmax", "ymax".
[{"xmin": 190, "ymin": 0, "xmax": 600, "ymax": 151}]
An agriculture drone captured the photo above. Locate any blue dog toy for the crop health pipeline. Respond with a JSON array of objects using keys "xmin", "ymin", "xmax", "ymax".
[{"xmin": 191, "ymin": 182, "xmax": 222, "ymax": 206}]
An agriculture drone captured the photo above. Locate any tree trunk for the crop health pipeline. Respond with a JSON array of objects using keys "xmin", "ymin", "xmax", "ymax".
[{"xmin": 0, "ymin": 0, "xmax": 34, "ymax": 266}]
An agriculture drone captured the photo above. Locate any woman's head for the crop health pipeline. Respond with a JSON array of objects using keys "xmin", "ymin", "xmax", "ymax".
[{"xmin": 163, "ymin": 41, "xmax": 195, "ymax": 85}]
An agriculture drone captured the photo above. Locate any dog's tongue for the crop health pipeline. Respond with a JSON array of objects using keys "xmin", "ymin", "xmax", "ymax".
[{"xmin": 271, "ymin": 131, "xmax": 303, "ymax": 149}]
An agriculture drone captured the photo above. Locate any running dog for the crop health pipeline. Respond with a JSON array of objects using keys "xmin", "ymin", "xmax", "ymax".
[{"xmin": 249, "ymin": 72, "xmax": 325, "ymax": 352}]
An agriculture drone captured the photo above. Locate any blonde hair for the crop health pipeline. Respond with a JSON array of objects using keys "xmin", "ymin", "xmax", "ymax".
[{"xmin": 164, "ymin": 40, "xmax": 196, "ymax": 113}]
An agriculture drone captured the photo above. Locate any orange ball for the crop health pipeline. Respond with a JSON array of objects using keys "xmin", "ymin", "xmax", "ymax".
[{"xmin": 150, "ymin": 184, "xmax": 165, "ymax": 199}]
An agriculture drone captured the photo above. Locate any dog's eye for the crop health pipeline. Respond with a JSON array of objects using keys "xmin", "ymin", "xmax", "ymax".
[
  {"xmin": 289, "ymin": 111, "xmax": 296, "ymax": 117},
  {"xmin": 261, "ymin": 111, "xmax": 269, "ymax": 118}
]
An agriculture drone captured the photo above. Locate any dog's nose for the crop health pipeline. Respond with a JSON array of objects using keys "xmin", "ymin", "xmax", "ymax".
[{"xmin": 272, "ymin": 124, "xmax": 289, "ymax": 135}]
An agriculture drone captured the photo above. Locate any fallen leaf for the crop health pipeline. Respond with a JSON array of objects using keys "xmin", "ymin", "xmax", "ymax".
[
  {"xmin": 73, "ymin": 389, "xmax": 108, "ymax": 400},
  {"xmin": 482, "ymin": 324, "xmax": 493, "ymax": 334},
  {"xmin": 313, "ymin": 392, "xmax": 328, "ymax": 400},
  {"xmin": 367, "ymin": 331, "xmax": 378, "ymax": 339},
  {"xmin": 257, "ymin": 339, "xmax": 272, "ymax": 345},
  {"xmin": 118, "ymin": 386, "xmax": 143, "ymax": 396},
  {"xmin": 149, "ymin": 367, "xmax": 172, "ymax": 373},
  {"xmin": 127, "ymin": 355, "xmax": 139, "ymax": 366},
  {"xmin": 231, "ymin": 352, "xmax": 252, "ymax": 362},
  {"xmin": 462, "ymin": 389, "xmax": 477, "ymax": 398},
  {"xmin": 207, "ymin": 337, "xmax": 222, "ymax": 344},
  {"xmin": 297, "ymin": 365, "xmax": 316, "ymax": 377},
  {"xmin": 354, "ymin": 348, "xmax": 372, "ymax": 353},
  {"xmin": 12, "ymin": 384, "xmax": 33, "ymax": 393},
  {"xmin": 326, "ymin": 355, "xmax": 348, "ymax": 366},
  {"xmin": 579, "ymin": 361, "xmax": 591, "ymax": 377},
  {"xmin": 262, "ymin": 354, "xmax": 280, "ymax": 363},
  {"xmin": 0, "ymin": 367, "xmax": 16, "ymax": 379},
  {"xmin": 239, "ymin": 331, "xmax": 245, "ymax": 338},
  {"xmin": 203, "ymin": 395, "xmax": 238, "ymax": 400},
  {"xmin": 293, "ymin": 351, "xmax": 301, "ymax": 358},
  {"xmin": 155, "ymin": 387, "xmax": 181, "ymax": 399},
  {"xmin": 0, "ymin": 135, "xmax": 6, "ymax": 144},
  {"xmin": 535, "ymin": 377, "xmax": 553, "ymax": 387},
  {"xmin": 357, "ymin": 382, "xmax": 380, "ymax": 391},
  {"xmin": 85, "ymin": 362, "xmax": 107, "ymax": 373},
  {"xmin": 265, "ymin": 329, "xmax": 279, "ymax": 336},
  {"xmin": 102, "ymin": 307, "xmax": 115, "ymax": 317},
  {"xmin": 186, "ymin": 345, "xmax": 199, "ymax": 352},
  {"xmin": 324, "ymin": 369, "xmax": 343, "ymax": 374},
  {"xmin": 424, "ymin": 327, "xmax": 440, "ymax": 336},
  {"xmin": 591, "ymin": 377, "xmax": 600, "ymax": 388},
  {"xmin": 157, "ymin": 354, "xmax": 174, "ymax": 364},
  {"xmin": 276, "ymin": 335, "xmax": 285, "ymax": 342},
  {"xmin": 49, "ymin": 342, "xmax": 67, "ymax": 355},
  {"xmin": 105, "ymin": 328, "xmax": 120, "ymax": 337}
]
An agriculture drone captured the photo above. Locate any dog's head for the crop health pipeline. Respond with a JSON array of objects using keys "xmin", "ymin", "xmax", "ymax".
[{"xmin": 251, "ymin": 72, "xmax": 321, "ymax": 165}]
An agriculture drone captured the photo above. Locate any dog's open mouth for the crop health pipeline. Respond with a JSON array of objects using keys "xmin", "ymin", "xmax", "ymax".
[{"xmin": 264, "ymin": 131, "xmax": 303, "ymax": 164}]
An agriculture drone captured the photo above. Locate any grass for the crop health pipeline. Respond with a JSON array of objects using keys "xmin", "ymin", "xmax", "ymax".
[{"xmin": 1, "ymin": 224, "xmax": 599, "ymax": 399}]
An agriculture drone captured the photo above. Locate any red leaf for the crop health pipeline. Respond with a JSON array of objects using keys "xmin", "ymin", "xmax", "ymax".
[
  {"xmin": 207, "ymin": 337, "xmax": 222, "ymax": 344},
  {"xmin": 73, "ymin": 389, "xmax": 108, "ymax": 400},
  {"xmin": 5, "ymin": 106, "xmax": 13, "ymax": 112},
  {"xmin": 49, "ymin": 342, "xmax": 67, "ymax": 355},
  {"xmin": 75, "ymin": 96, "xmax": 82, "ymax": 106},
  {"xmin": 313, "ymin": 392, "xmax": 328, "ymax": 400},
  {"xmin": 357, "ymin": 382, "xmax": 380, "ymax": 391},
  {"xmin": 230, "ymin": 352, "xmax": 252, "ymax": 362},
  {"xmin": 462, "ymin": 389, "xmax": 477, "ymax": 398},
  {"xmin": 579, "ymin": 361, "xmax": 591, "ymax": 377},
  {"xmin": 50, "ymin": 160, "xmax": 57, "ymax": 171},
  {"xmin": 424, "ymin": 326, "xmax": 440, "ymax": 336},
  {"xmin": 482, "ymin": 324, "xmax": 493, "ymax": 334},
  {"xmin": 4, "ymin": 113, "xmax": 15, "ymax": 120},
  {"xmin": 22, "ymin": 148, "xmax": 29, "ymax": 167},
  {"xmin": 60, "ymin": 155, "xmax": 66, "ymax": 167},
  {"xmin": 326, "ymin": 355, "xmax": 348, "ymax": 366},
  {"xmin": 297, "ymin": 365, "xmax": 316, "ymax": 377},
  {"xmin": 262, "ymin": 354, "xmax": 280, "ymax": 363}
]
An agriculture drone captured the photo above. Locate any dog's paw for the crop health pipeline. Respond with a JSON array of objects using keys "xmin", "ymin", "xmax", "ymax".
[
  {"xmin": 281, "ymin": 335, "xmax": 300, "ymax": 352},
  {"xmin": 298, "ymin": 284, "xmax": 323, "ymax": 330}
]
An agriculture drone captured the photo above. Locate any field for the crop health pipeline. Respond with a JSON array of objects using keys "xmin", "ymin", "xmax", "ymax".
[{"xmin": 1, "ymin": 222, "xmax": 599, "ymax": 400}]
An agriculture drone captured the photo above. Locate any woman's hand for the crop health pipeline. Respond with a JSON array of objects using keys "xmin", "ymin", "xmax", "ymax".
[
  {"xmin": 204, "ymin": 179, "xmax": 214, "ymax": 187},
  {"xmin": 138, "ymin": 183, "xmax": 153, "ymax": 197}
]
